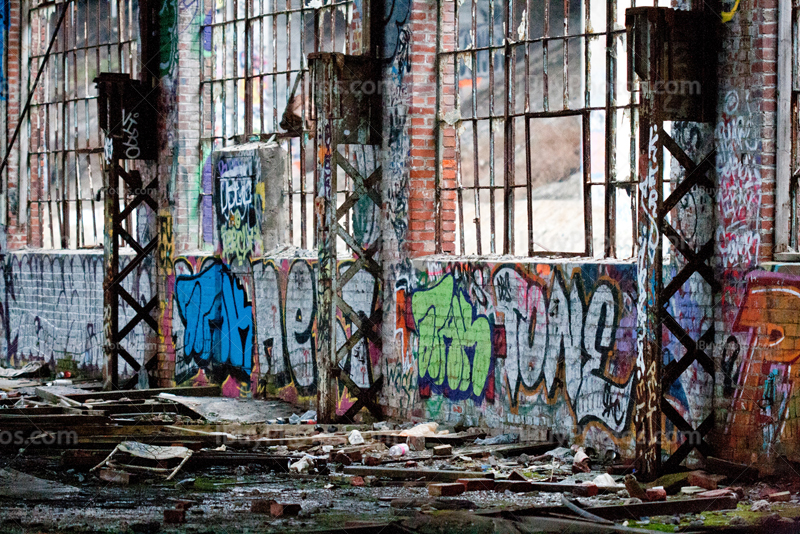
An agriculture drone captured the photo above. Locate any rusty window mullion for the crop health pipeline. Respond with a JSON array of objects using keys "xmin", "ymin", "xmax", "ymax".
[
  {"xmin": 503, "ymin": 0, "xmax": 513, "ymax": 255},
  {"xmin": 603, "ymin": 0, "xmax": 617, "ymax": 258}
]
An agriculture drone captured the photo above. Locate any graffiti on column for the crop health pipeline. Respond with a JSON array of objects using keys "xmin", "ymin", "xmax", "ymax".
[{"xmin": 716, "ymin": 90, "xmax": 762, "ymax": 271}]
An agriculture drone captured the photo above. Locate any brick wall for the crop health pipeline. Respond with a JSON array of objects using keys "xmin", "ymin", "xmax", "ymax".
[
  {"xmin": 5, "ymin": 0, "xmax": 22, "ymax": 249},
  {"xmin": 405, "ymin": 0, "xmax": 439, "ymax": 257}
]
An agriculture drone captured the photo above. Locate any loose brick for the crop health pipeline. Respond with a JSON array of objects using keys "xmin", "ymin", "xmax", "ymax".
[
  {"xmin": 645, "ymin": 487, "xmax": 667, "ymax": 501},
  {"xmin": 433, "ymin": 445, "xmax": 452, "ymax": 456},
  {"xmin": 457, "ymin": 478, "xmax": 496, "ymax": 491},
  {"xmin": 495, "ymin": 480, "xmax": 534, "ymax": 493},
  {"xmin": 251, "ymin": 499, "xmax": 276, "ymax": 513},
  {"xmin": 365, "ymin": 455, "xmax": 382, "ymax": 466},
  {"xmin": 270, "ymin": 503, "xmax": 302, "ymax": 517},
  {"xmin": 768, "ymin": 491, "xmax": 791, "ymax": 502},
  {"xmin": 406, "ymin": 435, "xmax": 425, "ymax": 451},
  {"xmin": 428, "ymin": 483, "xmax": 466, "ymax": 497},
  {"xmin": 688, "ymin": 470, "xmax": 726, "ymax": 490},
  {"xmin": 573, "ymin": 483, "xmax": 599, "ymax": 497},
  {"xmin": 164, "ymin": 509, "xmax": 186, "ymax": 524},
  {"xmin": 351, "ymin": 476, "xmax": 366, "ymax": 487},
  {"xmin": 698, "ymin": 489, "xmax": 739, "ymax": 499}
]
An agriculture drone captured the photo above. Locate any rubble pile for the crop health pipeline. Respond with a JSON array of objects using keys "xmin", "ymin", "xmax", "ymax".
[{"xmin": 1, "ymin": 381, "xmax": 800, "ymax": 532}]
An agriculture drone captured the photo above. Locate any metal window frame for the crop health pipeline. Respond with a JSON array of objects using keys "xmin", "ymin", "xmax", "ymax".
[
  {"xmin": 23, "ymin": 0, "xmax": 140, "ymax": 249},
  {"xmin": 199, "ymin": 0, "xmax": 357, "ymax": 250},
  {"xmin": 435, "ymin": 0, "xmax": 646, "ymax": 258},
  {"xmin": 776, "ymin": 0, "xmax": 797, "ymax": 260}
]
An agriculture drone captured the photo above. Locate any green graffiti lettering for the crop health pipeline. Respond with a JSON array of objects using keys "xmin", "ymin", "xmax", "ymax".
[{"xmin": 412, "ymin": 275, "xmax": 492, "ymax": 401}]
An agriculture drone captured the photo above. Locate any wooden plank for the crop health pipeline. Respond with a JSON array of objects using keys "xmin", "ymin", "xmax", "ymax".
[
  {"xmin": 65, "ymin": 385, "xmax": 221, "ymax": 402},
  {"xmin": 35, "ymin": 387, "xmax": 84, "ymax": 408},
  {"xmin": 342, "ymin": 466, "xmax": 493, "ymax": 482},
  {"xmin": 484, "ymin": 496, "xmax": 740, "ymax": 522},
  {"xmin": 0, "ymin": 414, "xmax": 109, "ymax": 425}
]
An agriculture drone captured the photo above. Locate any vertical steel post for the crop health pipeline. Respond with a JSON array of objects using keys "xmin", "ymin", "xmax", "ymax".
[
  {"xmin": 313, "ymin": 56, "xmax": 337, "ymax": 423},
  {"xmin": 103, "ymin": 159, "xmax": 120, "ymax": 390},
  {"xmin": 633, "ymin": 10, "xmax": 664, "ymax": 479}
]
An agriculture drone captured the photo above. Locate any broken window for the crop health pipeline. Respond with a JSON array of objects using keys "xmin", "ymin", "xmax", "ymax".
[
  {"xmin": 437, "ymin": 0, "xmax": 670, "ymax": 257},
  {"xmin": 25, "ymin": 0, "xmax": 140, "ymax": 248},
  {"xmin": 200, "ymin": 0, "xmax": 359, "ymax": 248}
]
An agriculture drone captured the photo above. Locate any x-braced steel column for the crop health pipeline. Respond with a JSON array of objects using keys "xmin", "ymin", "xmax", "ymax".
[{"xmin": 312, "ymin": 53, "xmax": 384, "ymax": 423}]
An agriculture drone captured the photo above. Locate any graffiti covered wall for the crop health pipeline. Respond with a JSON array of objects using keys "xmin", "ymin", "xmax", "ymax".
[
  {"xmin": 162, "ymin": 253, "xmax": 380, "ymax": 408},
  {"xmin": 0, "ymin": 252, "xmax": 152, "ymax": 378},
  {"xmin": 387, "ymin": 259, "xmax": 638, "ymax": 455}
]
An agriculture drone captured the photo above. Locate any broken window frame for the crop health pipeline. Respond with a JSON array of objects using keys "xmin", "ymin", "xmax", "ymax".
[
  {"xmin": 199, "ymin": 0, "xmax": 359, "ymax": 250},
  {"xmin": 435, "ymin": 0, "xmax": 658, "ymax": 258},
  {"xmin": 777, "ymin": 0, "xmax": 800, "ymax": 259},
  {"xmin": 23, "ymin": 0, "xmax": 141, "ymax": 249}
]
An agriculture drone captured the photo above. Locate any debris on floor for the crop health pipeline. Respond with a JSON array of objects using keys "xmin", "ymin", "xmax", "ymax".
[{"xmin": 1, "ymin": 383, "xmax": 800, "ymax": 532}]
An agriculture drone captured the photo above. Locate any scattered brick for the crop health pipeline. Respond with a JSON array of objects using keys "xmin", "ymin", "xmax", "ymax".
[
  {"xmin": 433, "ymin": 445, "xmax": 452, "ymax": 456},
  {"xmin": 697, "ymin": 489, "xmax": 738, "ymax": 499},
  {"xmin": 428, "ymin": 483, "xmax": 466, "ymax": 497},
  {"xmin": 406, "ymin": 435, "xmax": 425, "ymax": 451},
  {"xmin": 688, "ymin": 470, "xmax": 726, "ymax": 490},
  {"xmin": 365, "ymin": 455, "xmax": 382, "ymax": 466},
  {"xmin": 270, "ymin": 503, "xmax": 302, "ymax": 517},
  {"xmin": 251, "ymin": 499, "xmax": 276, "ymax": 513},
  {"xmin": 333, "ymin": 452, "xmax": 353, "ymax": 466},
  {"xmin": 405, "ymin": 461, "xmax": 418, "ymax": 468},
  {"xmin": 457, "ymin": 478, "xmax": 495, "ymax": 491},
  {"xmin": 163, "ymin": 509, "xmax": 186, "ymax": 524},
  {"xmin": 573, "ymin": 483, "xmax": 599, "ymax": 497},
  {"xmin": 494, "ymin": 480, "xmax": 534, "ymax": 493},
  {"xmin": 645, "ymin": 487, "xmax": 667, "ymax": 501},
  {"xmin": 768, "ymin": 491, "xmax": 791, "ymax": 503},
  {"xmin": 351, "ymin": 476, "xmax": 366, "ymax": 487}
]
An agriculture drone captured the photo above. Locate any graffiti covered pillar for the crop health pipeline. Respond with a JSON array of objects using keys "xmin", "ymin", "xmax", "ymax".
[
  {"xmin": 628, "ymin": 8, "xmax": 665, "ymax": 479},
  {"xmin": 313, "ymin": 54, "xmax": 338, "ymax": 422},
  {"xmin": 312, "ymin": 53, "xmax": 384, "ymax": 423}
]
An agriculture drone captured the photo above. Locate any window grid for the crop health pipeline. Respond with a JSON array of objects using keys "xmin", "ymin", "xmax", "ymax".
[
  {"xmin": 26, "ymin": 0, "xmax": 140, "ymax": 249},
  {"xmin": 200, "ymin": 0, "xmax": 357, "ymax": 249},
  {"xmin": 437, "ymin": 0, "xmax": 671, "ymax": 258}
]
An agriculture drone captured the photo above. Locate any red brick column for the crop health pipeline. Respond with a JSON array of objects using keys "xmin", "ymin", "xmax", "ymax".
[
  {"xmin": 755, "ymin": 0, "xmax": 778, "ymax": 260},
  {"xmin": 405, "ymin": 0, "xmax": 444, "ymax": 257},
  {"xmin": 5, "ymin": 0, "xmax": 24, "ymax": 249}
]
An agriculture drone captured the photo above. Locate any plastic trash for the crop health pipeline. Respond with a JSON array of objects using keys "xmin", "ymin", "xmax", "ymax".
[
  {"xmin": 300, "ymin": 410, "xmax": 317, "ymax": 423},
  {"xmin": 289, "ymin": 413, "xmax": 301, "ymax": 425},
  {"xmin": 348, "ymin": 429, "xmax": 364, "ymax": 445},
  {"xmin": 289, "ymin": 455, "xmax": 314, "ymax": 473},
  {"xmin": 592, "ymin": 473, "xmax": 620, "ymax": 487},
  {"xmin": 474, "ymin": 433, "xmax": 519, "ymax": 445},
  {"xmin": 388, "ymin": 443, "xmax": 409, "ymax": 457}
]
